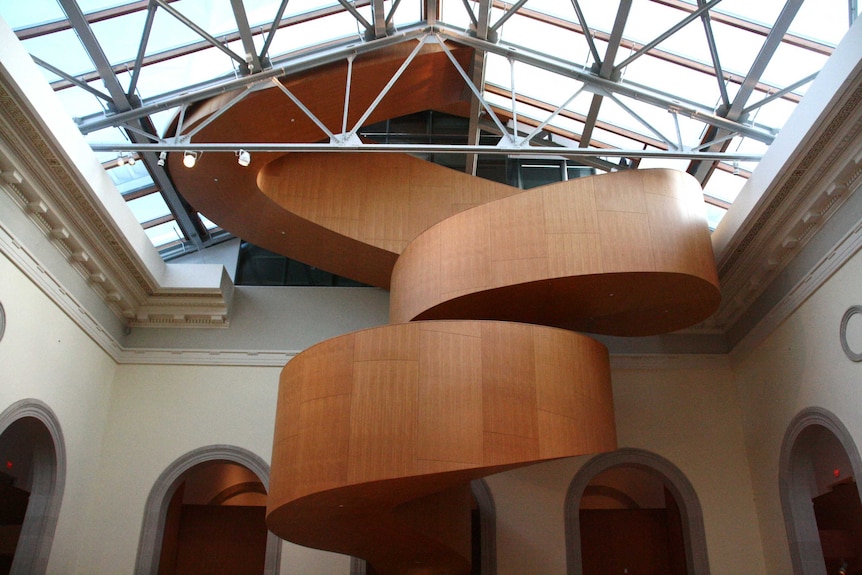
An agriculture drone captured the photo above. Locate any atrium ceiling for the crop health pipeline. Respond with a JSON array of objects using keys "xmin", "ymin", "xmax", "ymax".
[{"xmin": 0, "ymin": 0, "xmax": 855, "ymax": 258}]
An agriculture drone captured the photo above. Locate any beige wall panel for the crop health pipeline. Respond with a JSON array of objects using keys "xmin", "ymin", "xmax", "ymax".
[
  {"xmin": 489, "ymin": 191, "xmax": 547, "ymax": 261},
  {"xmin": 483, "ymin": 431, "xmax": 541, "ymax": 465},
  {"xmin": 597, "ymin": 210, "xmax": 657, "ymax": 273},
  {"xmin": 593, "ymin": 170, "xmax": 647, "ymax": 213},
  {"xmin": 388, "ymin": 225, "xmax": 441, "ymax": 323},
  {"xmin": 537, "ymin": 410, "xmax": 590, "ymax": 458},
  {"xmin": 295, "ymin": 394, "xmax": 352, "ymax": 499},
  {"xmin": 542, "ymin": 178, "xmax": 600, "ymax": 234},
  {"xmin": 438, "ymin": 205, "xmax": 491, "ymax": 295},
  {"xmin": 269, "ymin": 321, "xmax": 616, "ymax": 574},
  {"xmin": 416, "ymin": 329, "xmax": 484, "ymax": 465},
  {"xmin": 347, "ymin": 360, "xmax": 420, "ymax": 482},
  {"xmin": 481, "ymin": 322, "xmax": 538, "ymax": 439},
  {"xmin": 354, "ymin": 322, "xmax": 419, "ymax": 362},
  {"xmin": 546, "ymin": 232, "xmax": 604, "ymax": 276},
  {"xmin": 294, "ymin": 336, "xmax": 355, "ymax": 403},
  {"xmin": 489, "ymin": 256, "xmax": 551, "ymax": 287},
  {"xmin": 390, "ymin": 169, "xmax": 720, "ymax": 336}
]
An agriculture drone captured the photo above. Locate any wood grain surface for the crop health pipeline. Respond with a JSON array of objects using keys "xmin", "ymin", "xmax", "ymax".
[{"xmin": 165, "ymin": 35, "xmax": 721, "ymax": 575}]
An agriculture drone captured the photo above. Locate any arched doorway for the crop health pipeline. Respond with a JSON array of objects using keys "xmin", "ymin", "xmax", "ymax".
[
  {"xmin": 349, "ymin": 479, "xmax": 497, "ymax": 575},
  {"xmin": 780, "ymin": 407, "xmax": 862, "ymax": 575},
  {"xmin": 134, "ymin": 445, "xmax": 281, "ymax": 575},
  {"xmin": 565, "ymin": 448, "xmax": 710, "ymax": 575},
  {"xmin": 0, "ymin": 399, "xmax": 65, "ymax": 575}
]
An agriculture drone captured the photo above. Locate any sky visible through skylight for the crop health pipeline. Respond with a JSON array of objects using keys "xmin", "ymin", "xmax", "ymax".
[{"xmin": 0, "ymin": 0, "xmax": 856, "ymax": 249}]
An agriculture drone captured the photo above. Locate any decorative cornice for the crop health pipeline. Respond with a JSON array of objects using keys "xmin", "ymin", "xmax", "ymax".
[
  {"xmin": 0, "ymin": 70, "xmax": 231, "ymax": 328},
  {"xmin": 710, "ymin": 71, "xmax": 862, "ymax": 332}
]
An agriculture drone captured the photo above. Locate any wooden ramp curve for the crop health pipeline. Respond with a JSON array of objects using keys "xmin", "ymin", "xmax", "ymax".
[{"xmin": 164, "ymin": 43, "xmax": 720, "ymax": 572}]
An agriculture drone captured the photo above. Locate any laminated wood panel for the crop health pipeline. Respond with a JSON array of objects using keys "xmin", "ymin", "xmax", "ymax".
[
  {"xmin": 167, "ymin": 43, "xmax": 478, "ymax": 288},
  {"xmin": 390, "ymin": 169, "xmax": 720, "ymax": 336},
  {"xmin": 267, "ymin": 321, "xmax": 614, "ymax": 575}
]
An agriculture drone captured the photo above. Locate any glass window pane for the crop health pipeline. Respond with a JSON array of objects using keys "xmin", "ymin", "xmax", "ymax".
[{"xmin": 127, "ymin": 192, "xmax": 171, "ymax": 223}]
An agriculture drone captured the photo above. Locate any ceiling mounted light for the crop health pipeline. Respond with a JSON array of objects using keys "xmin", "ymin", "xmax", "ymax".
[
  {"xmin": 127, "ymin": 154, "xmax": 136, "ymax": 166},
  {"xmin": 157, "ymin": 151, "xmax": 167, "ymax": 167},
  {"xmin": 237, "ymin": 149, "xmax": 251, "ymax": 167},
  {"xmin": 183, "ymin": 151, "xmax": 198, "ymax": 168}
]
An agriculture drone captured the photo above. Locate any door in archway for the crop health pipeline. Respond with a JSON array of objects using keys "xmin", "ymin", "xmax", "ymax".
[
  {"xmin": 579, "ymin": 466, "xmax": 686, "ymax": 575},
  {"xmin": 157, "ymin": 462, "xmax": 268, "ymax": 575}
]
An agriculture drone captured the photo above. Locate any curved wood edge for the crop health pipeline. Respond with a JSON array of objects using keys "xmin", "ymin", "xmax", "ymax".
[
  {"xmin": 166, "ymin": 43, "xmax": 474, "ymax": 288},
  {"xmin": 389, "ymin": 168, "xmax": 720, "ymax": 336},
  {"xmin": 266, "ymin": 320, "xmax": 616, "ymax": 574},
  {"xmin": 256, "ymin": 152, "xmax": 519, "ymax": 255}
]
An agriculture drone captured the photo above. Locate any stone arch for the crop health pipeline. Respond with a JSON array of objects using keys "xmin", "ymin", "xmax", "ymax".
[
  {"xmin": 0, "ymin": 398, "xmax": 66, "ymax": 575},
  {"xmin": 779, "ymin": 407, "xmax": 862, "ymax": 575},
  {"xmin": 134, "ymin": 444, "xmax": 281, "ymax": 575},
  {"xmin": 565, "ymin": 448, "xmax": 710, "ymax": 575}
]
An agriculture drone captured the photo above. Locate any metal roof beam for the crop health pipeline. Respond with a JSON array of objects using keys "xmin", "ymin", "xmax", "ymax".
[
  {"xmin": 152, "ymin": 0, "xmax": 248, "ymax": 71},
  {"xmin": 465, "ymin": 0, "xmax": 492, "ymax": 175},
  {"xmin": 88, "ymin": 141, "xmax": 763, "ymax": 162},
  {"xmin": 697, "ymin": 1, "xmax": 730, "ymax": 109},
  {"xmin": 231, "ymin": 0, "xmax": 264, "ymax": 73},
  {"xmin": 581, "ymin": 0, "xmax": 630, "ymax": 148},
  {"xmin": 126, "ymin": 1, "xmax": 157, "ymax": 99},
  {"xmin": 372, "ymin": 0, "xmax": 388, "ymax": 38},
  {"xmin": 688, "ymin": 0, "xmax": 804, "ymax": 183}
]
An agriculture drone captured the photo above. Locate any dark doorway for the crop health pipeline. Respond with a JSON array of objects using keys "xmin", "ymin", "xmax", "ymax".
[
  {"xmin": 157, "ymin": 462, "xmax": 268, "ymax": 575},
  {"xmin": 579, "ymin": 466, "xmax": 686, "ymax": 575}
]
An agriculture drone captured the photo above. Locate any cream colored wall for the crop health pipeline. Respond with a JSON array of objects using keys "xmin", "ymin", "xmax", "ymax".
[
  {"xmin": 77, "ymin": 362, "xmax": 350, "ymax": 575},
  {"xmin": 487, "ymin": 358, "xmax": 766, "ymax": 575},
  {"xmin": 732, "ymin": 247, "xmax": 862, "ymax": 574},
  {"xmin": 0, "ymin": 252, "xmax": 117, "ymax": 575}
]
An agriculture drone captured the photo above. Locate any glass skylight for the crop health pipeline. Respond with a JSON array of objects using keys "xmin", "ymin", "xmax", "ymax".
[{"xmin": 0, "ymin": 0, "xmax": 856, "ymax": 255}]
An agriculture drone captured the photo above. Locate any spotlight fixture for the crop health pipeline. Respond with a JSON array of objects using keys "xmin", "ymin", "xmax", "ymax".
[
  {"xmin": 116, "ymin": 156, "xmax": 125, "ymax": 168},
  {"xmin": 128, "ymin": 154, "xmax": 136, "ymax": 166},
  {"xmin": 157, "ymin": 151, "xmax": 167, "ymax": 167},
  {"xmin": 237, "ymin": 149, "xmax": 251, "ymax": 167},
  {"xmin": 183, "ymin": 151, "xmax": 198, "ymax": 168}
]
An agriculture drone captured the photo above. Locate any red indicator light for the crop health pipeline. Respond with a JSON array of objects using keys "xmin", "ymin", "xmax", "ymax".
[
  {"xmin": 834, "ymin": 468, "xmax": 841, "ymax": 478},
  {"xmin": 5, "ymin": 460, "xmax": 12, "ymax": 470}
]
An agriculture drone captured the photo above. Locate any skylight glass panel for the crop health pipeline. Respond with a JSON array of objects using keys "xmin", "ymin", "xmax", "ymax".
[
  {"xmin": 704, "ymin": 202, "xmax": 728, "ymax": 230},
  {"xmin": 53, "ymin": 82, "xmax": 111, "ymax": 119},
  {"xmin": 704, "ymin": 168, "xmax": 747, "ymax": 205},
  {"xmin": 22, "ymin": 28, "xmax": 94, "ymax": 79},
  {"xmin": 0, "ymin": 0, "xmax": 64, "ymax": 30},
  {"xmin": 789, "ymin": 0, "xmax": 849, "ymax": 45},
  {"xmin": 199, "ymin": 213, "xmax": 219, "ymax": 230},
  {"xmin": 439, "ymin": 0, "xmax": 474, "ymax": 30},
  {"xmin": 712, "ymin": 0, "xmax": 785, "ymax": 26},
  {"xmin": 618, "ymin": 54, "xmax": 722, "ymax": 110},
  {"xmin": 127, "ymin": 192, "xmax": 172, "ymax": 223},
  {"xmin": 90, "ymin": 10, "xmax": 151, "ymax": 68},
  {"xmin": 145, "ymin": 220, "xmax": 185, "ymax": 247},
  {"xmin": 493, "ymin": 13, "xmax": 591, "ymax": 62},
  {"xmin": 388, "ymin": 0, "xmax": 421, "ymax": 28},
  {"xmin": 760, "ymin": 42, "xmax": 828, "ymax": 89},
  {"xmin": 264, "ymin": 11, "xmax": 362, "ymax": 60},
  {"xmin": 108, "ymin": 160, "xmax": 153, "ymax": 194},
  {"xmin": 77, "ymin": 0, "xmax": 134, "ymax": 13}
]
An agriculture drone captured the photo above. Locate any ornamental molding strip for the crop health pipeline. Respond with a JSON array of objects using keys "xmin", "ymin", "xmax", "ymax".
[
  {"xmin": 0, "ymin": 72, "xmax": 232, "ymax": 329},
  {"xmin": 709, "ymin": 59, "xmax": 862, "ymax": 334}
]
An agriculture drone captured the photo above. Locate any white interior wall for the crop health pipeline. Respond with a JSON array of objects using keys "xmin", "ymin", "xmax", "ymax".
[
  {"xmin": 487, "ymin": 359, "xmax": 766, "ymax": 575},
  {"xmin": 732, "ymin": 246, "xmax": 862, "ymax": 575},
  {"xmin": 0, "ymin": 252, "xmax": 117, "ymax": 575}
]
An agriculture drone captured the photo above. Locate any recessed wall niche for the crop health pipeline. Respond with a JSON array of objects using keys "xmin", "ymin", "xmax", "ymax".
[{"xmin": 840, "ymin": 306, "xmax": 862, "ymax": 362}]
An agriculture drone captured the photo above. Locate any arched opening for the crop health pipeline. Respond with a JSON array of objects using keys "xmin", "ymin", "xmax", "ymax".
[
  {"xmin": 0, "ymin": 399, "xmax": 65, "ymax": 575},
  {"xmin": 780, "ymin": 408, "xmax": 862, "ymax": 575},
  {"xmin": 135, "ymin": 445, "xmax": 280, "ymax": 575},
  {"xmin": 350, "ymin": 479, "xmax": 497, "ymax": 575},
  {"xmin": 566, "ymin": 449, "xmax": 709, "ymax": 575}
]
